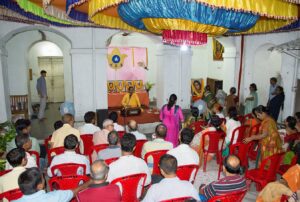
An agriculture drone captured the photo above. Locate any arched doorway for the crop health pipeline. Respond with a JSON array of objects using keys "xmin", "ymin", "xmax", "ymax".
[{"xmin": 28, "ymin": 41, "xmax": 65, "ymax": 105}]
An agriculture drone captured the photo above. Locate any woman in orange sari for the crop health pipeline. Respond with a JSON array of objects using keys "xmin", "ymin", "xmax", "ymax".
[
  {"xmin": 243, "ymin": 105, "xmax": 282, "ymax": 163},
  {"xmin": 244, "ymin": 107, "xmax": 261, "ymax": 138}
]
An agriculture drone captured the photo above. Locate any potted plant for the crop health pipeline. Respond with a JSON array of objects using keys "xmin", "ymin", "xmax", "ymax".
[
  {"xmin": 0, "ymin": 122, "xmax": 16, "ymax": 170},
  {"xmin": 145, "ymin": 82, "xmax": 155, "ymax": 94}
]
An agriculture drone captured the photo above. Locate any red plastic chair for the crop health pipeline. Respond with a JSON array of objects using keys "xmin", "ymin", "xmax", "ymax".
[
  {"xmin": 0, "ymin": 188, "xmax": 23, "ymax": 201},
  {"xmin": 237, "ymin": 115, "xmax": 245, "ymax": 125},
  {"xmin": 161, "ymin": 196, "xmax": 194, "ymax": 202},
  {"xmin": 44, "ymin": 135, "xmax": 52, "ymax": 155},
  {"xmin": 80, "ymin": 134, "xmax": 94, "ymax": 156},
  {"xmin": 189, "ymin": 120, "xmax": 208, "ymax": 134},
  {"xmin": 89, "ymin": 144, "xmax": 109, "ymax": 163},
  {"xmin": 49, "ymin": 175, "xmax": 90, "ymax": 191},
  {"xmin": 0, "ymin": 169, "xmax": 12, "ymax": 176},
  {"xmin": 248, "ymin": 123, "xmax": 261, "ymax": 161},
  {"xmin": 245, "ymin": 153, "xmax": 284, "ymax": 191},
  {"xmin": 104, "ymin": 157, "xmax": 119, "ymax": 165},
  {"xmin": 230, "ymin": 125, "xmax": 250, "ymax": 145},
  {"xmin": 28, "ymin": 150, "xmax": 40, "ymax": 168},
  {"xmin": 144, "ymin": 150, "xmax": 168, "ymax": 175},
  {"xmin": 111, "ymin": 173, "xmax": 147, "ymax": 202},
  {"xmin": 202, "ymin": 131, "xmax": 225, "ymax": 172},
  {"xmin": 118, "ymin": 131, "xmax": 126, "ymax": 139},
  {"xmin": 207, "ymin": 190, "xmax": 247, "ymax": 202},
  {"xmin": 47, "ymin": 146, "xmax": 65, "ymax": 165},
  {"xmin": 280, "ymin": 195, "xmax": 290, "ymax": 202},
  {"xmin": 277, "ymin": 155, "xmax": 298, "ymax": 175},
  {"xmin": 51, "ymin": 163, "xmax": 87, "ymax": 177},
  {"xmin": 133, "ymin": 140, "xmax": 148, "ymax": 158},
  {"xmin": 176, "ymin": 164, "xmax": 199, "ymax": 183},
  {"xmin": 244, "ymin": 113, "xmax": 253, "ymax": 121},
  {"xmin": 229, "ymin": 142, "xmax": 252, "ymax": 170}
]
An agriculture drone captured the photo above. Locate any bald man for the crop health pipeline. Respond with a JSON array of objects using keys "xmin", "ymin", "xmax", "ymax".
[
  {"xmin": 199, "ymin": 155, "xmax": 247, "ymax": 201},
  {"xmin": 50, "ymin": 113, "xmax": 84, "ymax": 153},
  {"xmin": 77, "ymin": 160, "xmax": 121, "ymax": 202},
  {"xmin": 127, "ymin": 120, "xmax": 146, "ymax": 140}
]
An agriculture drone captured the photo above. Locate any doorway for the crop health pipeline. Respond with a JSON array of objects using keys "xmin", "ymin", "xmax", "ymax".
[{"xmin": 38, "ymin": 57, "xmax": 65, "ymax": 102}]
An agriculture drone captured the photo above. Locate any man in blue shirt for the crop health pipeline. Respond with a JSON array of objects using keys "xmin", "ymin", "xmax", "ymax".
[
  {"xmin": 13, "ymin": 167, "xmax": 91, "ymax": 202},
  {"xmin": 36, "ymin": 70, "xmax": 47, "ymax": 121}
]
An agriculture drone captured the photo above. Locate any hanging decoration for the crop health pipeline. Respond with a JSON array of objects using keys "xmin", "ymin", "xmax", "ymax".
[{"xmin": 1, "ymin": 0, "xmax": 300, "ymax": 45}]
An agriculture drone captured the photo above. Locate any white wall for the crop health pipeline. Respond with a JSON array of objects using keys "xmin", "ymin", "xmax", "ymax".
[
  {"xmin": 28, "ymin": 41, "xmax": 63, "ymax": 103},
  {"xmin": 240, "ymin": 31, "xmax": 300, "ymax": 119},
  {"xmin": 191, "ymin": 37, "xmax": 223, "ymax": 85}
]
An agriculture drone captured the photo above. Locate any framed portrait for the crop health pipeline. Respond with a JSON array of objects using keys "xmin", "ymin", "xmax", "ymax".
[
  {"xmin": 213, "ymin": 38, "xmax": 224, "ymax": 61},
  {"xmin": 107, "ymin": 81, "xmax": 115, "ymax": 93}
]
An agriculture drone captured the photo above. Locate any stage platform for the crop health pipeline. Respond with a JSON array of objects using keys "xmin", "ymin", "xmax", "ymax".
[{"xmin": 109, "ymin": 108, "xmax": 161, "ymax": 134}]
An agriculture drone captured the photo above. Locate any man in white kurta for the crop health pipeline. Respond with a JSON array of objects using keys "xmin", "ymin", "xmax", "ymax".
[{"xmin": 142, "ymin": 154, "xmax": 199, "ymax": 202}]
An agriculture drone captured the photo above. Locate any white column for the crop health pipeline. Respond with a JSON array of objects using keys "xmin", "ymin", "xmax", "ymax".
[
  {"xmin": 70, "ymin": 48, "xmax": 108, "ymax": 121},
  {"xmin": 0, "ymin": 48, "xmax": 11, "ymax": 123},
  {"xmin": 70, "ymin": 49, "xmax": 94, "ymax": 121},
  {"xmin": 94, "ymin": 49, "xmax": 108, "ymax": 110},
  {"xmin": 222, "ymin": 47, "xmax": 237, "ymax": 92},
  {"xmin": 156, "ymin": 45, "xmax": 192, "ymax": 109}
]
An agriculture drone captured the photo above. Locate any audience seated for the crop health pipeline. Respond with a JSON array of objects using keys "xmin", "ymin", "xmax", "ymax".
[
  {"xmin": 199, "ymin": 155, "xmax": 247, "ymax": 201},
  {"xmin": 47, "ymin": 134, "xmax": 90, "ymax": 177},
  {"xmin": 6, "ymin": 134, "xmax": 37, "ymax": 169},
  {"xmin": 77, "ymin": 160, "xmax": 121, "ymax": 202},
  {"xmin": 190, "ymin": 115, "xmax": 222, "ymax": 165},
  {"xmin": 167, "ymin": 128, "xmax": 199, "ymax": 166},
  {"xmin": 78, "ymin": 111, "xmax": 100, "ymax": 135},
  {"xmin": 98, "ymin": 131, "xmax": 121, "ymax": 160},
  {"xmin": 141, "ymin": 124, "xmax": 173, "ymax": 158},
  {"xmin": 109, "ymin": 111, "xmax": 125, "ymax": 132},
  {"xmin": 212, "ymin": 103, "xmax": 225, "ymax": 119},
  {"xmin": 14, "ymin": 167, "xmax": 91, "ymax": 202},
  {"xmin": 142, "ymin": 154, "xmax": 199, "ymax": 201},
  {"xmin": 257, "ymin": 142, "xmax": 300, "ymax": 202},
  {"xmin": 0, "ymin": 148, "xmax": 26, "ymax": 194},
  {"xmin": 6, "ymin": 119, "xmax": 40, "ymax": 154},
  {"xmin": 93, "ymin": 119, "xmax": 114, "ymax": 145},
  {"xmin": 50, "ymin": 114, "xmax": 83, "ymax": 153},
  {"xmin": 128, "ymin": 120, "xmax": 147, "ymax": 140},
  {"xmin": 107, "ymin": 133, "xmax": 151, "ymax": 186}
]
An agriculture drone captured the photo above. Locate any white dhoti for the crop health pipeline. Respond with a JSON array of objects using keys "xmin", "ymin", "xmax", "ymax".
[{"xmin": 38, "ymin": 97, "xmax": 47, "ymax": 119}]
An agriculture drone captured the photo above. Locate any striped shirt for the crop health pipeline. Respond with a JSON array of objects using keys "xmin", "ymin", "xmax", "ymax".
[{"xmin": 203, "ymin": 175, "xmax": 247, "ymax": 199}]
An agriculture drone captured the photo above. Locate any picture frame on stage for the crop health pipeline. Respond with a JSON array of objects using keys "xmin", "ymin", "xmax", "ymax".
[
  {"xmin": 107, "ymin": 81, "xmax": 115, "ymax": 93},
  {"xmin": 114, "ymin": 80, "xmax": 125, "ymax": 92},
  {"xmin": 125, "ymin": 80, "xmax": 134, "ymax": 91},
  {"xmin": 134, "ymin": 80, "xmax": 144, "ymax": 91}
]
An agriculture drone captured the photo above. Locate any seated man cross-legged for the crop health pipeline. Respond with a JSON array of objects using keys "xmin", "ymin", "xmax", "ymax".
[{"xmin": 121, "ymin": 86, "xmax": 141, "ymax": 109}]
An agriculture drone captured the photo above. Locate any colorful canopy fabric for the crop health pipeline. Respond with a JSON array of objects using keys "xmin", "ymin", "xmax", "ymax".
[{"xmin": 1, "ymin": 0, "xmax": 299, "ymax": 37}]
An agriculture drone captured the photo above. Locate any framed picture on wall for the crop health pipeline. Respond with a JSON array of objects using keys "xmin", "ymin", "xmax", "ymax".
[{"xmin": 213, "ymin": 38, "xmax": 224, "ymax": 61}]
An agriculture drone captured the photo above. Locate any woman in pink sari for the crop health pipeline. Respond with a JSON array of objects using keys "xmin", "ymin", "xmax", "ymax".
[{"xmin": 160, "ymin": 94, "xmax": 184, "ymax": 147}]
